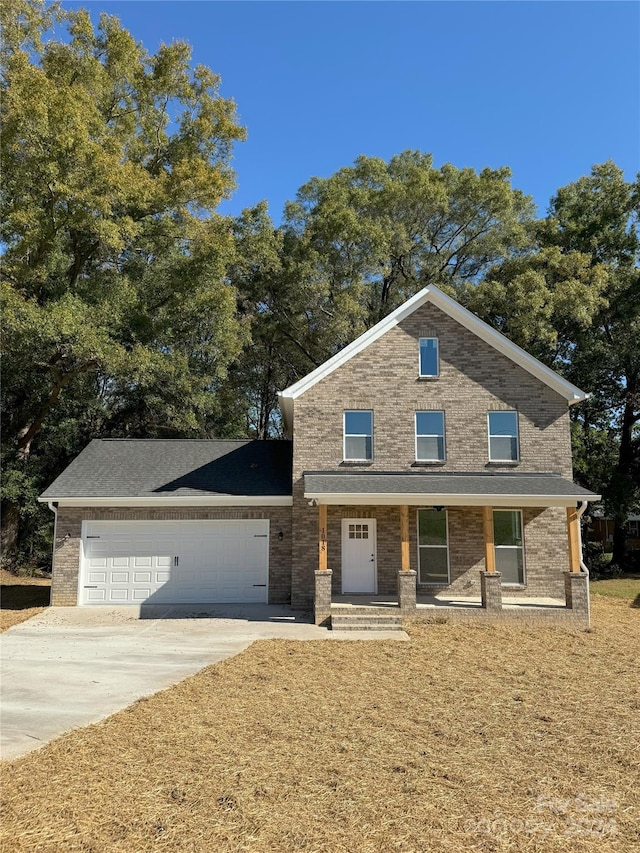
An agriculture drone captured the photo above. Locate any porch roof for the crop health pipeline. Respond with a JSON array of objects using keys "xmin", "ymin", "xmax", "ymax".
[{"xmin": 303, "ymin": 471, "xmax": 600, "ymax": 507}]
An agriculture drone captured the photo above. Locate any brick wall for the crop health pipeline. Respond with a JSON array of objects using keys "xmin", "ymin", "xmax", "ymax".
[
  {"xmin": 51, "ymin": 505, "xmax": 292, "ymax": 606},
  {"xmin": 292, "ymin": 503, "xmax": 569, "ymax": 605},
  {"xmin": 291, "ymin": 300, "xmax": 573, "ymax": 607}
]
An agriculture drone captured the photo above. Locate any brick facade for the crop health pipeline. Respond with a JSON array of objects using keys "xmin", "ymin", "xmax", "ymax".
[
  {"xmin": 51, "ymin": 505, "xmax": 292, "ymax": 606},
  {"xmin": 49, "ymin": 299, "xmax": 580, "ymax": 612},
  {"xmin": 291, "ymin": 301, "xmax": 574, "ymax": 608}
]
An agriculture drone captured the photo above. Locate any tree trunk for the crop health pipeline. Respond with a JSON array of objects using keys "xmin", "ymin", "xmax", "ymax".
[
  {"xmin": 16, "ymin": 362, "xmax": 96, "ymax": 460},
  {"xmin": 610, "ymin": 391, "xmax": 638, "ymax": 568},
  {"xmin": 611, "ymin": 518, "xmax": 628, "ymax": 569},
  {"xmin": 0, "ymin": 501, "xmax": 20, "ymax": 567}
]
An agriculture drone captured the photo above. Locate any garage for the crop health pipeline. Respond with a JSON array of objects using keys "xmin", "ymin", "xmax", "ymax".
[{"xmin": 81, "ymin": 519, "xmax": 270, "ymax": 605}]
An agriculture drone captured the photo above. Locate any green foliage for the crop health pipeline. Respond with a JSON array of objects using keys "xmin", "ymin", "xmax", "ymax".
[
  {"xmin": 284, "ymin": 151, "xmax": 535, "ymax": 326},
  {"xmin": 548, "ymin": 165, "xmax": 640, "ymax": 562},
  {"xmin": 469, "ymin": 162, "xmax": 639, "ymax": 567},
  {"xmin": 1, "ymin": 4, "xmax": 636, "ymax": 576},
  {"xmin": 1, "ymin": 0, "xmax": 246, "ymax": 564},
  {"xmin": 223, "ymin": 152, "xmax": 537, "ymax": 434},
  {"xmin": 463, "ymin": 247, "xmax": 609, "ymax": 364}
]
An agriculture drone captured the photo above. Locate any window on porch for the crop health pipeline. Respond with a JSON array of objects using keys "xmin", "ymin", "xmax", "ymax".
[
  {"xmin": 493, "ymin": 510, "xmax": 525, "ymax": 584},
  {"xmin": 417, "ymin": 509, "xmax": 450, "ymax": 584}
]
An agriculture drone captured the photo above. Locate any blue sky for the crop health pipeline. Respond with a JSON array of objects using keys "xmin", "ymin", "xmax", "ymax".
[{"xmin": 64, "ymin": 1, "xmax": 639, "ymax": 222}]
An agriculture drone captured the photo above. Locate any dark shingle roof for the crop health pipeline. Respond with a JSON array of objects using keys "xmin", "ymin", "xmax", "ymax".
[
  {"xmin": 304, "ymin": 471, "xmax": 599, "ymax": 499},
  {"xmin": 41, "ymin": 440, "xmax": 292, "ymax": 499}
]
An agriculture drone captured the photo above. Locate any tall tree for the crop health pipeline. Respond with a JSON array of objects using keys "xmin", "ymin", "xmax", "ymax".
[
  {"xmin": 467, "ymin": 163, "xmax": 639, "ymax": 568},
  {"xmin": 284, "ymin": 151, "xmax": 536, "ymax": 329},
  {"xmin": 231, "ymin": 151, "xmax": 537, "ymax": 430},
  {"xmin": 1, "ymin": 0, "xmax": 246, "ymax": 562},
  {"xmin": 546, "ymin": 164, "xmax": 639, "ymax": 567}
]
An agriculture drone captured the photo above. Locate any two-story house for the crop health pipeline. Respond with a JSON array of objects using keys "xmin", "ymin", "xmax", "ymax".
[{"xmin": 40, "ymin": 286, "xmax": 599, "ymax": 623}]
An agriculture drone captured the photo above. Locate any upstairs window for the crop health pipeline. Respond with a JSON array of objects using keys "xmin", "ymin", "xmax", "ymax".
[
  {"xmin": 344, "ymin": 410, "xmax": 373, "ymax": 461},
  {"xmin": 488, "ymin": 411, "xmax": 519, "ymax": 462},
  {"xmin": 419, "ymin": 338, "xmax": 439, "ymax": 377},
  {"xmin": 415, "ymin": 411, "xmax": 446, "ymax": 461}
]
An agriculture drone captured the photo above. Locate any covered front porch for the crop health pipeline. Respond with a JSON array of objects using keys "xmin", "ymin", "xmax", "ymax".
[{"xmin": 306, "ymin": 471, "xmax": 599, "ymax": 629}]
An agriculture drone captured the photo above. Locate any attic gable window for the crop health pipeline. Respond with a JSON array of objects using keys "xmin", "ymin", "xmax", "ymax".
[
  {"xmin": 419, "ymin": 338, "xmax": 439, "ymax": 377},
  {"xmin": 343, "ymin": 410, "xmax": 373, "ymax": 461}
]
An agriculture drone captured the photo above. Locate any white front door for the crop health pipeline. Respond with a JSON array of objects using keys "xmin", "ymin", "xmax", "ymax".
[{"xmin": 341, "ymin": 519, "xmax": 377, "ymax": 593}]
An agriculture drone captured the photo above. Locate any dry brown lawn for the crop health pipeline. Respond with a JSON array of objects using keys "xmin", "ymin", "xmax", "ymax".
[
  {"xmin": 1, "ymin": 596, "xmax": 638, "ymax": 853},
  {"xmin": 0, "ymin": 569, "xmax": 51, "ymax": 632}
]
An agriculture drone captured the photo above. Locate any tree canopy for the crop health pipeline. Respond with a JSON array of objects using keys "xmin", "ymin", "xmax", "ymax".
[
  {"xmin": 1, "ymin": 0, "xmax": 246, "ymax": 557},
  {"xmin": 1, "ymin": 2, "xmax": 638, "ymax": 571}
]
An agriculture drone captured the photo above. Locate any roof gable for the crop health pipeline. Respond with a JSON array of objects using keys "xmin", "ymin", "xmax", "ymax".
[{"xmin": 278, "ymin": 285, "xmax": 587, "ymax": 429}]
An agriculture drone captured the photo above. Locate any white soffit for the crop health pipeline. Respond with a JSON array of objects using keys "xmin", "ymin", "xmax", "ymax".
[
  {"xmin": 303, "ymin": 492, "xmax": 601, "ymax": 508},
  {"xmin": 38, "ymin": 496, "xmax": 293, "ymax": 507},
  {"xmin": 278, "ymin": 285, "xmax": 588, "ymax": 408}
]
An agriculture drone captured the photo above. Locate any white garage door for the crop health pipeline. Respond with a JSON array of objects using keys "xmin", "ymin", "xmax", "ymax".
[{"xmin": 80, "ymin": 520, "xmax": 269, "ymax": 605}]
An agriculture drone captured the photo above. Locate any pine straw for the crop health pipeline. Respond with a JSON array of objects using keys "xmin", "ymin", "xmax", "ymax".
[
  {"xmin": 2, "ymin": 597, "xmax": 638, "ymax": 853},
  {"xmin": 0, "ymin": 570, "xmax": 51, "ymax": 632}
]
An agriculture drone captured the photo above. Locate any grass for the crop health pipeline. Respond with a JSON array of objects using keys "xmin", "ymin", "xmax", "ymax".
[
  {"xmin": 0, "ymin": 569, "xmax": 51, "ymax": 632},
  {"xmin": 590, "ymin": 574, "xmax": 640, "ymax": 606},
  {"xmin": 1, "ymin": 593, "xmax": 638, "ymax": 853}
]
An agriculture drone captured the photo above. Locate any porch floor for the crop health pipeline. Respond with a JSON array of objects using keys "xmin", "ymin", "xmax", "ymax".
[{"xmin": 332, "ymin": 594, "xmax": 567, "ymax": 611}]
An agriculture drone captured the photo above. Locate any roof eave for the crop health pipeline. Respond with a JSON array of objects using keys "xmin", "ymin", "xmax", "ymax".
[
  {"xmin": 38, "ymin": 495, "xmax": 293, "ymax": 507},
  {"xmin": 303, "ymin": 491, "xmax": 601, "ymax": 508},
  {"xmin": 277, "ymin": 393, "xmax": 294, "ymax": 437},
  {"xmin": 277, "ymin": 285, "xmax": 590, "ymax": 407}
]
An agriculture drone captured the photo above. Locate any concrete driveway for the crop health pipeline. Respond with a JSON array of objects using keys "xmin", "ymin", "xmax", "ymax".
[{"xmin": 1, "ymin": 604, "xmax": 406, "ymax": 761}]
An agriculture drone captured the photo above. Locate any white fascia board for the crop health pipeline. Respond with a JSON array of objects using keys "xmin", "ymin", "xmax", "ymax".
[
  {"xmin": 426, "ymin": 288, "xmax": 588, "ymax": 404},
  {"xmin": 304, "ymin": 492, "xmax": 601, "ymax": 508},
  {"xmin": 278, "ymin": 284, "xmax": 588, "ymax": 406},
  {"xmin": 278, "ymin": 394, "xmax": 294, "ymax": 438},
  {"xmin": 37, "ymin": 496, "xmax": 293, "ymax": 507}
]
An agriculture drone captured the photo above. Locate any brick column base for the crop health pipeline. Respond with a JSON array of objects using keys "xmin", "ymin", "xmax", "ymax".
[
  {"xmin": 564, "ymin": 571, "xmax": 588, "ymax": 613},
  {"xmin": 480, "ymin": 571, "xmax": 503, "ymax": 611},
  {"xmin": 314, "ymin": 570, "xmax": 333, "ymax": 626},
  {"xmin": 398, "ymin": 570, "xmax": 417, "ymax": 613}
]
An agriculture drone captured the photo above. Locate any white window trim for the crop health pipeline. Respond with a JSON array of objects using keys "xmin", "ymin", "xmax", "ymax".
[
  {"xmin": 416, "ymin": 507, "xmax": 451, "ymax": 584},
  {"xmin": 415, "ymin": 410, "xmax": 446, "ymax": 462},
  {"xmin": 627, "ymin": 519, "xmax": 640, "ymax": 538},
  {"xmin": 493, "ymin": 508, "xmax": 526, "ymax": 586},
  {"xmin": 418, "ymin": 337, "xmax": 439, "ymax": 378},
  {"xmin": 343, "ymin": 409, "xmax": 374, "ymax": 462},
  {"xmin": 487, "ymin": 410, "xmax": 520, "ymax": 463}
]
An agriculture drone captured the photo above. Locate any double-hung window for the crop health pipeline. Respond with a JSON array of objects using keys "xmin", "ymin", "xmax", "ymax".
[
  {"xmin": 415, "ymin": 411, "xmax": 445, "ymax": 462},
  {"xmin": 343, "ymin": 410, "xmax": 373, "ymax": 461},
  {"xmin": 419, "ymin": 338, "xmax": 439, "ymax": 377},
  {"xmin": 488, "ymin": 411, "xmax": 519, "ymax": 462},
  {"xmin": 417, "ymin": 509, "xmax": 450, "ymax": 584},
  {"xmin": 493, "ymin": 510, "xmax": 525, "ymax": 584}
]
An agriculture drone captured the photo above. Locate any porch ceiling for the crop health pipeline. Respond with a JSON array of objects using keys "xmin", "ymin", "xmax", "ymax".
[{"xmin": 303, "ymin": 471, "xmax": 600, "ymax": 508}]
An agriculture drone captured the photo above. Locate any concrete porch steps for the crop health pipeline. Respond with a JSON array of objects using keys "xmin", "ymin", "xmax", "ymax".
[{"xmin": 330, "ymin": 613, "xmax": 404, "ymax": 632}]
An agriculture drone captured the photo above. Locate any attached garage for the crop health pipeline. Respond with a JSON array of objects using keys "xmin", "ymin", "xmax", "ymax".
[
  {"xmin": 81, "ymin": 519, "xmax": 270, "ymax": 605},
  {"xmin": 39, "ymin": 439, "xmax": 293, "ymax": 607}
]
